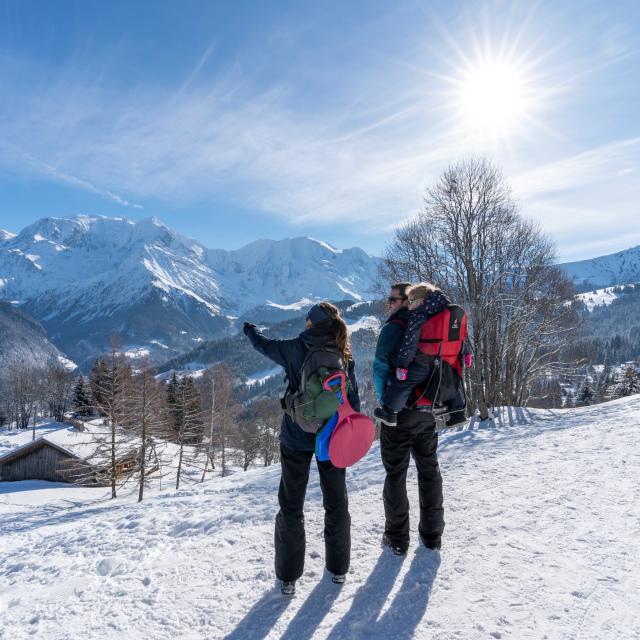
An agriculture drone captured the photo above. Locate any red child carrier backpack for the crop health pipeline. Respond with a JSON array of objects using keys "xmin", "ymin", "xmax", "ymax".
[{"xmin": 402, "ymin": 304, "xmax": 468, "ymax": 413}]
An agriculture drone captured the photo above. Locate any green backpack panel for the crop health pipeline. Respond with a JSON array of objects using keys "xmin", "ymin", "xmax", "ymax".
[{"xmin": 284, "ymin": 346, "xmax": 351, "ymax": 433}]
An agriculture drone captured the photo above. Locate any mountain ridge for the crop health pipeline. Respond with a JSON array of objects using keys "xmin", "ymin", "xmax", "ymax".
[
  {"xmin": 559, "ymin": 244, "xmax": 640, "ymax": 290},
  {"xmin": 0, "ymin": 215, "xmax": 381, "ymax": 366}
]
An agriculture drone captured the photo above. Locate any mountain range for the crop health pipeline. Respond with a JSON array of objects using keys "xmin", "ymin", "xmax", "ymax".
[
  {"xmin": 560, "ymin": 245, "xmax": 640, "ymax": 291},
  {"xmin": 0, "ymin": 216, "xmax": 380, "ymax": 367},
  {"xmin": 2, "ymin": 214, "xmax": 640, "ymax": 372}
]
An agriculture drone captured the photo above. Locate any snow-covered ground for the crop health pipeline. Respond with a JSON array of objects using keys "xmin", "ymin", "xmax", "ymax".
[
  {"xmin": 1, "ymin": 398, "xmax": 640, "ymax": 639},
  {"xmin": 574, "ymin": 286, "xmax": 622, "ymax": 311},
  {"xmin": 345, "ymin": 314, "xmax": 380, "ymax": 333},
  {"xmin": 573, "ymin": 283, "xmax": 639, "ymax": 311}
]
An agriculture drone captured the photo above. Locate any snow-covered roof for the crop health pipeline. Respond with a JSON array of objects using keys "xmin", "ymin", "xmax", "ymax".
[{"xmin": 0, "ymin": 421, "xmax": 132, "ymax": 466}]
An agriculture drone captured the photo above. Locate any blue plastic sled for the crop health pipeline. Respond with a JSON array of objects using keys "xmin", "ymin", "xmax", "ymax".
[{"xmin": 315, "ymin": 378, "xmax": 343, "ymax": 461}]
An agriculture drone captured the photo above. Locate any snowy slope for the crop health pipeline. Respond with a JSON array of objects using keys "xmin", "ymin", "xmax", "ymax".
[
  {"xmin": 573, "ymin": 283, "xmax": 639, "ymax": 311},
  {"xmin": 0, "ymin": 301, "xmax": 75, "ymax": 370},
  {"xmin": 0, "ymin": 216, "xmax": 380, "ymax": 365},
  {"xmin": 2, "ymin": 397, "xmax": 639, "ymax": 639},
  {"xmin": 575, "ymin": 286, "xmax": 621, "ymax": 311},
  {"xmin": 560, "ymin": 245, "xmax": 640, "ymax": 289}
]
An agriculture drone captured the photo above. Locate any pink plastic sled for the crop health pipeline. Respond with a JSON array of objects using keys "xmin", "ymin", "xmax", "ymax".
[{"xmin": 322, "ymin": 371, "xmax": 376, "ymax": 468}]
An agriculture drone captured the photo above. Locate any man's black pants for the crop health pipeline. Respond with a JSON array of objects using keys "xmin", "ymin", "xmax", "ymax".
[
  {"xmin": 275, "ymin": 445, "xmax": 351, "ymax": 582},
  {"xmin": 380, "ymin": 410, "xmax": 445, "ymax": 549}
]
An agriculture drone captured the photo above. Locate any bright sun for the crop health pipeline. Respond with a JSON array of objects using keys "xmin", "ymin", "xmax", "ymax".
[{"xmin": 454, "ymin": 58, "xmax": 532, "ymax": 139}]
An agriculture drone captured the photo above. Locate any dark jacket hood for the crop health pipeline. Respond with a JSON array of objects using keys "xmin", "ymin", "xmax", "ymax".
[{"xmin": 299, "ymin": 326, "xmax": 338, "ymax": 349}]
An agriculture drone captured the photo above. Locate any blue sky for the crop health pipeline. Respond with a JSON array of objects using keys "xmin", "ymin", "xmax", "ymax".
[{"xmin": 0, "ymin": 0, "xmax": 638, "ymax": 261}]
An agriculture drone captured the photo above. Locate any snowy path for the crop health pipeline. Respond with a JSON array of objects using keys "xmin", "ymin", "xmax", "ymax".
[{"xmin": 1, "ymin": 398, "xmax": 640, "ymax": 639}]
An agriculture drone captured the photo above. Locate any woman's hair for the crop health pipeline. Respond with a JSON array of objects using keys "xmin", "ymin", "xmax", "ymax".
[
  {"xmin": 317, "ymin": 301, "xmax": 352, "ymax": 363},
  {"xmin": 407, "ymin": 281, "xmax": 438, "ymax": 300}
]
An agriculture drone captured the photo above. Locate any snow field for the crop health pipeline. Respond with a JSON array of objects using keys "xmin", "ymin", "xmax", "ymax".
[{"xmin": 1, "ymin": 397, "xmax": 640, "ymax": 639}]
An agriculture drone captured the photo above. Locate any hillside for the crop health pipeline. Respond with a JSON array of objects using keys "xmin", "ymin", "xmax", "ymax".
[
  {"xmin": 1, "ymin": 397, "xmax": 639, "ymax": 639},
  {"xmin": 560, "ymin": 245, "xmax": 640, "ymax": 291},
  {"xmin": 0, "ymin": 301, "xmax": 74, "ymax": 370}
]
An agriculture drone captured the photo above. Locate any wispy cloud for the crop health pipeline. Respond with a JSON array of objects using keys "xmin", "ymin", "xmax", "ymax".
[
  {"xmin": 511, "ymin": 138, "xmax": 640, "ymax": 259},
  {"xmin": 3, "ymin": 146, "xmax": 144, "ymax": 209},
  {"xmin": 0, "ymin": 0, "xmax": 638, "ymax": 262},
  {"xmin": 0, "ymin": 67, "xmax": 462, "ymax": 228}
]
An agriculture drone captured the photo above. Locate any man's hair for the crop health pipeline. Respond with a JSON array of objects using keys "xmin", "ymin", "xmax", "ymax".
[
  {"xmin": 391, "ymin": 282, "xmax": 412, "ymax": 298},
  {"xmin": 407, "ymin": 281, "xmax": 438, "ymax": 300}
]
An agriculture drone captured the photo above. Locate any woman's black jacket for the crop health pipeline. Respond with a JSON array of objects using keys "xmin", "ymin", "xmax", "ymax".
[{"xmin": 245, "ymin": 324, "xmax": 361, "ymax": 451}]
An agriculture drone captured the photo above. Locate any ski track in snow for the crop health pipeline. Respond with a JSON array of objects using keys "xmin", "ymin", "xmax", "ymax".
[{"xmin": 1, "ymin": 399, "xmax": 640, "ymax": 639}]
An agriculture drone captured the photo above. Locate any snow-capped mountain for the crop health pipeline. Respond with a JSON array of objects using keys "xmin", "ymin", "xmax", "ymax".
[
  {"xmin": 0, "ymin": 229, "xmax": 15, "ymax": 242},
  {"xmin": 0, "ymin": 215, "xmax": 380, "ymax": 366},
  {"xmin": 0, "ymin": 301, "xmax": 74, "ymax": 370},
  {"xmin": 560, "ymin": 245, "xmax": 640, "ymax": 290}
]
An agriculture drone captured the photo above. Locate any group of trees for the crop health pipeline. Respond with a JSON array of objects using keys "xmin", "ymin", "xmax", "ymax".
[
  {"xmin": 86, "ymin": 352, "xmax": 283, "ymax": 499},
  {"xmin": 0, "ymin": 357, "xmax": 75, "ymax": 434},
  {"xmin": 0, "ymin": 349, "xmax": 283, "ymax": 501},
  {"xmin": 570, "ymin": 364, "xmax": 640, "ymax": 407}
]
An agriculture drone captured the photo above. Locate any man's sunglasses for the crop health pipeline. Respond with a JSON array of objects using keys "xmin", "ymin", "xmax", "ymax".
[{"xmin": 387, "ymin": 296, "xmax": 407, "ymax": 303}]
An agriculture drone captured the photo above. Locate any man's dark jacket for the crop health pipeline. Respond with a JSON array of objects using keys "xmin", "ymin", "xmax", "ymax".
[
  {"xmin": 372, "ymin": 307, "xmax": 410, "ymax": 404},
  {"xmin": 246, "ymin": 324, "xmax": 361, "ymax": 451}
]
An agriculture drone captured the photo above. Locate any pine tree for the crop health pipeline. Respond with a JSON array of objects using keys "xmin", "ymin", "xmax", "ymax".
[
  {"xmin": 90, "ymin": 357, "xmax": 110, "ymax": 416},
  {"xmin": 165, "ymin": 371, "xmax": 181, "ymax": 439},
  {"xmin": 577, "ymin": 381, "xmax": 594, "ymax": 406},
  {"xmin": 614, "ymin": 366, "xmax": 640, "ymax": 398},
  {"xmin": 72, "ymin": 376, "xmax": 93, "ymax": 417}
]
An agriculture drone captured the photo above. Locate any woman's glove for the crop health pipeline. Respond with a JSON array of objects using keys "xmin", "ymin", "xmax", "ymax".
[
  {"xmin": 395, "ymin": 367, "xmax": 408, "ymax": 381},
  {"xmin": 243, "ymin": 322, "xmax": 256, "ymax": 336},
  {"xmin": 463, "ymin": 353, "xmax": 473, "ymax": 368}
]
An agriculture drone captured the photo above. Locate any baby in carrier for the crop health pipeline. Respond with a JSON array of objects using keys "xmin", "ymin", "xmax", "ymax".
[{"xmin": 374, "ymin": 282, "xmax": 468, "ymax": 427}]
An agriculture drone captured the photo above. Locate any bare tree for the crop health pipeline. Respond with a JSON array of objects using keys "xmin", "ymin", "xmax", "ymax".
[
  {"xmin": 44, "ymin": 357, "xmax": 75, "ymax": 422},
  {"xmin": 200, "ymin": 375, "xmax": 216, "ymax": 482},
  {"xmin": 234, "ymin": 412, "xmax": 262, "ymax": 471},
  {"xmin": 381, "ymin": 158, "xmax": 577, "ymax": 418},
  {"xmin": 251, "ymin": 397, "xmax": 281, "ymax": 467},
  {"xmin": 6, "ymin": 364, "xmax": 40, "ymax": 431},
  {"xmin": 201, "ymin": 365, "xmax": 240, "ymax": 477},
  {"xmin": 90, "ymin": 345, "xmax": 134, "ymax": 498},
  {"xmin": 174, "ymin": 375, "xmax": 205, "ymax": 489},
  {"xmin": 130, "ymin": 362, "xmax": 167, "ymax": 502}
]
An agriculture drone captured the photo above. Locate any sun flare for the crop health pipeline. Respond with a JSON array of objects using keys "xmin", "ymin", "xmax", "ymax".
[{"xmin": 453, "ymin": 57, "xmax": 535, "ymax": 140}]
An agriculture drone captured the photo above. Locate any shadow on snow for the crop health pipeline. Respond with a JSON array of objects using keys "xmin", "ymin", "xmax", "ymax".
[{"xmin": 224, "ymin": 547, "xmax": 440, "ymax": 640}]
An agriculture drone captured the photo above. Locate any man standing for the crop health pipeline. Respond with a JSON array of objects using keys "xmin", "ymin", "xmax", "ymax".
[{"xmin": 373, "ymin": 282, "xmax": 445, "ymax": 555}]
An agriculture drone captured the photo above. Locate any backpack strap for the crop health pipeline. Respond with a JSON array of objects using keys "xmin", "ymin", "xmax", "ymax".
[{"xmin": 389, "ymin": 317, "xmax": 407, "ymax": 329}]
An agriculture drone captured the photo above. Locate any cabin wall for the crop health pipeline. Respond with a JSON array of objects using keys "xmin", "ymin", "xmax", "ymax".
[{"xmin": 0, "ymin": 445, "xmax": 86, "ymax": 482}]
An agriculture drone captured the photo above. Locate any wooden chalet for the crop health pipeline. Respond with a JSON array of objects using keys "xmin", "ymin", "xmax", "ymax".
[{"xmin": 0, "ymin": 425, "xmax": 137, "ymax": 486}]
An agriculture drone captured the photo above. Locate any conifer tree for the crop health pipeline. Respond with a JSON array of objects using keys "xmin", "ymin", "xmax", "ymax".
[
  {"xmin": 72, "ymin": 376, "xmax": 93, "ymax": 417},
  {"xmin": 577, "ymin": 381, "xmax": 594, "ymax": 406},
  {"xmin": 88, "ymin": 344, "xmax": 135, "ymax": 498},
  {"xmin": 165, "ymin": 371, "xmax": 181, "ymax": 439},
  {"xmin": 90, "ymin": 357, "xmax": 110, "ymax": 416},
  {"xmin": 614, "ymin": 366, "xmax": 640, "ymax": 398}
]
